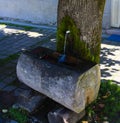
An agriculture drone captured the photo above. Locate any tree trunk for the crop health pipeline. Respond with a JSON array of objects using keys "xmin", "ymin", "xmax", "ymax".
[{"xmin": 57, "ymin": 0, "xmax": 105, "ymax": 63}]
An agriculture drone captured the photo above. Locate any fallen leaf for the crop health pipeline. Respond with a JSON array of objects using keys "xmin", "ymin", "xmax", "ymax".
[
  {"xmin": 99, "ymin": 103, "xmax": 105, "ymax": 108},
  {"xmin": 82, "ymin": 121, "xmax": 88, "ymax": 123},
  {"xmin": 102, "ymin": 95, "xmax": 108, "ymax": 99}
]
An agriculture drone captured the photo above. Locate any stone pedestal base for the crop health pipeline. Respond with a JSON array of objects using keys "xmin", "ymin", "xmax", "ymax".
[{"xmin": 48, "ymin": 108, "xmax": 85, "ymax": 123}]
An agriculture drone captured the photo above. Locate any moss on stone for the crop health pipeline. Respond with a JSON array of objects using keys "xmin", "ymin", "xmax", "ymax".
[{"xmin": 57, "ymin": 16, "xmax": 100, "ymax": 63}]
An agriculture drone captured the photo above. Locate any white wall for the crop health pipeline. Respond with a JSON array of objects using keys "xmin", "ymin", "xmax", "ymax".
[
  {"xmin": 0, "ymin": 0, "xmax": 111, "ymax": 28},
  {"xmin": 0, "ymin": 0, "xmax": 58, "ymax": 25},
  {"xmin": 102, "ymin": 0, "xmax": 111, "ymax": 29},
  {"xmin": 111, "ymin": 0, "xmax": 120, "ymax": 27}
]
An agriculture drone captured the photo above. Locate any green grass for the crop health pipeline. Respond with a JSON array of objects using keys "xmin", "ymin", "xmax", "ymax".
[
  {"xmin": 83, "ymin": 80, "xmax": 120, "ymax": 123},
  {"xmin": 0, "ymin": 53, "xmax": 19, "ymax": 66},
  {"xmin": 0, "ymin": 22, "xmax": 34, "ymax": 31},
  {"xmin": 8, "ymin": 108, "xmax": 28, "ymax": 123},
  {"xmin": 0, "ymin": 23, "xmax": 6, "ymax": 26},
  {"xmin": 98, "ymin": 80, "xmax": 120, "ymax": 119},
  {"xmin": 23, "ymin": 26, "xmax": 33, "ymax": 31}
]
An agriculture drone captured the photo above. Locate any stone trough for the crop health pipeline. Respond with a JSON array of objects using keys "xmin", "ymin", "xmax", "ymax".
[{"xmin": 17, "ymin": 47, "xmax": 100, "ymax": 113}]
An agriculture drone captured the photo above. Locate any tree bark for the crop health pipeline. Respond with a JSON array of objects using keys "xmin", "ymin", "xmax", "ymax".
[{"xmin": 57, "ymin": 0, "xmax": 105, "ymax": 63}]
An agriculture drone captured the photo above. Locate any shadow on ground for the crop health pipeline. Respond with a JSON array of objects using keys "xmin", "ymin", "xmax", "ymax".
[{"xmin": 101, "ymin": 39, "xmax": 120, "ymax": 84}]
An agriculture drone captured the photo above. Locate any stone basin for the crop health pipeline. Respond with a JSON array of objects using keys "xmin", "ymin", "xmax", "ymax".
[{"xmin": 17, "ymin": 47, "xmax": 100, "ymax": 113}]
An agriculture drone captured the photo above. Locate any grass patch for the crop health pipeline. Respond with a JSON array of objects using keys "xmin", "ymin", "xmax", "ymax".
[
  {"xmin": 81, "ymin": 80, "xmax": 120, "ymax": 123},
  {"xmin": 23, "ymin": 26, "xmax": 33, "ymax": 31},
  {"xmin": 0, "ymin": 53, "xmax": 19, "ymax": 66},
  {"xmin": 0, "ymin": 23, "xmax": 6, "ymax": 26},
  {"xmin": 8, "ymin": 108, "xmax": 28, "ymax": 123},
  {"xmin": 0, "ymin": 22, "xmax": 34, "ymax": 31}
]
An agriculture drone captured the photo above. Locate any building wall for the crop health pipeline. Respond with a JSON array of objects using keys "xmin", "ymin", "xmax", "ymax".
[
  {"xmin": 102, "ymin": 0, "xmax": 111, "ymax": 29},
  {"xmin": 0, "ymin": 0, "xmax": 58, "ymax": 25},
  {"xmin": 0, "ymin": 0, "xmax": 111, "ymax": 28}
]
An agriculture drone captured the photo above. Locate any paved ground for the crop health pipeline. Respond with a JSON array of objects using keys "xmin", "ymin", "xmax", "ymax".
[
  {"xmin": 0, "ymin": 24, "xmax": 120, "ymax": 122},
  {"xmin": 101, "ymin": 38, "xmax": 120, "ymax": 84},
  {"xmin": 0, "ymin": 24, "xmax": 56, "ymax": 92},
  {"xmin": 0, "ymin": 24, "xmax": 57, "ymax": 122}
]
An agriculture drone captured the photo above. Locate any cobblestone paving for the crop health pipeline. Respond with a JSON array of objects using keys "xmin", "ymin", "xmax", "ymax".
[
  {"xmin": 0, "ymin": 24, "xmax": 56, "ymax": 91},
  {"xmin": 0, "ymin": 25, "xmax": 56, "ymax": 59},
  {"xmin": 0, "ymin": 24, "xmax": 57, "ymax": 122}
]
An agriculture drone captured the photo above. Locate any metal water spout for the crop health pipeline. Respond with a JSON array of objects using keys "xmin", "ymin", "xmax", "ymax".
[
  {"xmin": 58, "ymin": 30, "xmax": 70, "ymax": 63},
  {"xmin": 64, "ymin": 30, "xmax": 70, "ymax": 54}
]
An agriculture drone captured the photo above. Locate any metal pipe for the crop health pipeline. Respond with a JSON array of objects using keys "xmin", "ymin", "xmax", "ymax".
[{"xmin": 64, "ymin": 30, "xmax": 70, "ymax": 54}]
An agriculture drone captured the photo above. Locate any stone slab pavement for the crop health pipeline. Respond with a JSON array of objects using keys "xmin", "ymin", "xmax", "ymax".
[
  {"xmin": 101, "ymin": 35, "xmax": 120, "ymax": 84},
  {"xmin": 0, "ymin": 24, "xmax": 57, "ymax": 92},
  {"xmin": 0, "ymin": 24, "xmax": 56, "ymax": 59},
  {"xmin": 0, "ymin": 23, "xmax": 120, "ymax": 122},
  {"xmin": 0, "ymin": 24, "xmax": 57, "ymax": 122}
]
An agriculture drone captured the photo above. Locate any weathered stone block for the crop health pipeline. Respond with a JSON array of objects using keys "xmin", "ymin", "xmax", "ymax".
[
  {"xmin": 48, "ymin": 108, "xmax": 85, "ymax": 123},
  {"xmin": 17, "ymin": 52, "xmax": 100, "ymax": 113},
  {"xmin": 16, "ymin": 91, "xmax": 47, "ymax": 113}
]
